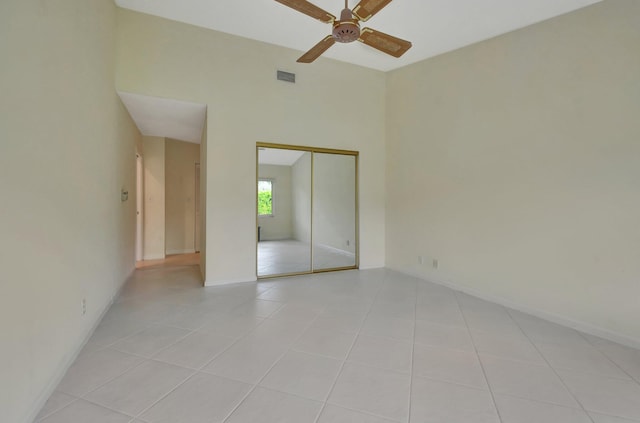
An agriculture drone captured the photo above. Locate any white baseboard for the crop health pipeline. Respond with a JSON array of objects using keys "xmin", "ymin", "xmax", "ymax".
[
  {"xmin": 143, "ymin": 254, "xmax": 165, "ymax": 260},
  {"xmin": 359, "ymin": 264, "xmax": 385, "ymax": 270},
  {"xmin": 204, "ymin": 276, "xmax": 257, "ymax": 287},
  {"xmin": 26, "ymin": 268, "xmax": 134, "ymax": 423},
  {"xmin": 388, "ymin": 265, "xmax": 640, "ymax": 350},
  {"xmin": 165, "ymin": 249, "xmax": 196, "ymax": 255}
]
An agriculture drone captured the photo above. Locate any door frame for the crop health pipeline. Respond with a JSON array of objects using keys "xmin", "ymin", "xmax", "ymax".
[
  {"xmin": 135, "ymin": 153, "xmax": 144, "ymax": 262},
  {"xmin": 194, "ymin": 162, "xmax": 201, "ymax": 253}
]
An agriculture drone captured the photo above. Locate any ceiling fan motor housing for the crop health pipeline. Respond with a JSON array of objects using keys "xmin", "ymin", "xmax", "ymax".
[{"xmin": 332, "ymin": 8, "xmax": 360, "ymax": 43}]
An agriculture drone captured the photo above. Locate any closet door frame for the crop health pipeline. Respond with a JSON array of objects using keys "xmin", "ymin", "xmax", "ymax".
[{"xmin": 256, "ymin": 142, "xmax": 359, "ymax": 279}]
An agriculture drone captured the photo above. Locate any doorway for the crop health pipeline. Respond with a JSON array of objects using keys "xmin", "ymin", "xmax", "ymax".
[
  {"xmin": 136, "ymin": 137, "xmax": 202, "ymax": 272},
  {"xmin": 256, "ymin": 143, "xmax": 359, "ymax": 278},
  {"xmin": 135, "ymin": 153, "xmax": 144, "ymax": 262},
  {"xmin": 195, "ymin": 162, "xmax": 201, "ymax": 253}
]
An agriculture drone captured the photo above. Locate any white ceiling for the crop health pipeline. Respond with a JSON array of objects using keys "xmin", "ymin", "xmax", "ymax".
[
  {"xmin": 114, "ymin": 0, "xmax": 600, "ymax": 71},
  {"xmin": 259, "ymin": 148, "xmax": 306, "ymax": 166},
  {"xmin": 118, "ymin": 92, "xmax": 207, "ymax": 143}
]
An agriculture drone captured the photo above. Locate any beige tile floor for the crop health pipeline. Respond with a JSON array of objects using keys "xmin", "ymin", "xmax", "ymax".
[{"xmin": 36, "ymin": 265, "xmax": 640, "ymax": 423}]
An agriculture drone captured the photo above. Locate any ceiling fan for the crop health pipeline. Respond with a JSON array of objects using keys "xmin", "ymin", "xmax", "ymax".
[{"xmin": 274, "ymin": 0, "xmax": 412, "ymax": 63}]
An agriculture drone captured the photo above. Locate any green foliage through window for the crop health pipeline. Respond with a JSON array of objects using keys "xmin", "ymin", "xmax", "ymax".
[{"xmin": 258, "ymin": 180, "xmax": 273, "ymax": 215}]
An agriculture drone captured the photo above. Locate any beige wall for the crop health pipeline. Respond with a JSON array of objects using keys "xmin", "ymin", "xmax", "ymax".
[
  {"xmin": 0, "ymin": 1, "xmax": 141, "ymax": 422},
  {"xmin": 142, "ymin": 136, "xmax": 166, "ymax": 259},
  {"xmin": 116, "ymin": 9, "xmax": 387, "ymax": 284},
  {"xmin": 386, "ymin": 0, "xmax": 640, "ymax": 345},
  {"xmin": 258, "ymin": 164, "xmax": 293, "ymax": 241},
  {"xmin": 165, "ymin": 139, "xmax": 200, "ymax": 254}
]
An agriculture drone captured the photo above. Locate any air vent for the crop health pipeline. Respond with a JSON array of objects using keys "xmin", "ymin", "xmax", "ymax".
[{"xmin": 277, "ymin": 70, "xmax": 295, "ymax": 83}]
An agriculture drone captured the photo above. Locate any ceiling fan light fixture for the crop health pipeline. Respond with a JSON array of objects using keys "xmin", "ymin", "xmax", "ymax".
[
  {"xmin": 332, "ymin": 22, "xmax": 360, "ymax": 43},
  {"xmin": 332, "ymin": 8, "xmax": 360, "ymax": 43}
]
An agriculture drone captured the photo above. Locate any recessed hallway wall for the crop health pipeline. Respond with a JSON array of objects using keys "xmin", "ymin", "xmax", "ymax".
[
  {"xmin": 142, "ymin": 136, "xmax": 166, "ymax": 260},
  {"xmin": 165, "ymin": 138, "xmax": 200, "ymax": 255}
]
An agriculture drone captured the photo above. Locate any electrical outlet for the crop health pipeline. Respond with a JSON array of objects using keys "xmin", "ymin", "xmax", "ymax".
[
  {"xmin": 432, "ymin": 259, "xmax": 439, "ymax": 269},
  {"xmin": 418, "ymin": 256, "xmax": 424, "ymax": 264},
  {"xmin": 81, "ymin": 299, "xmax": 86, "ymax": 316}
]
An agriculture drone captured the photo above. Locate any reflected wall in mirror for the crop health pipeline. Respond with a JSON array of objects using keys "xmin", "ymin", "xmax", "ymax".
[
  {"xmin": 313, "ymin": 153, "xmax": 357, "ymax": 270},
  {"xmin": 256, "ymin": 144, "xmax": 358, "ymax": 278},
  {"xmin": 257, "ymin": 148, "xmax": 311, "ymax": 277}
]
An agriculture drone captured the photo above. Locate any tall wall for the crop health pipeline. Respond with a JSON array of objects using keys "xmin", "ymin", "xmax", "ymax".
[
  {"xmin": 386, "ymin": 0, "xmax": 640, "ymax": 344},
  {"xmin": 142, "ymin": 136, "xmax": 166, "ymax": 259},
  {"xmin": 0, "ymin": 1, "xmax": 141, "ymax": 422},
  {"xmin": 258, "ymin": 164, "xmax": 293, "ymax": 241},
  {"xmin": 165, "ymin": 138, "xmax": 200, "ymax": 254},
  {"xmin": 116, "ymin": 9, "xmax": 387, "ymax": 284}
]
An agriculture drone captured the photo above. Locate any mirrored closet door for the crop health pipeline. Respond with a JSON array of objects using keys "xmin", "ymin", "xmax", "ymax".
[
  {"xmin": 256, "ymin": 143, "xmax": 358, "ymax": 278},
  {"xmin": 257, "ymin": 147, "xmax": 311, "ymax": 277},
  {"xmin": 313, "ymin": 153, "xmax": 357, "ymax": 271}
]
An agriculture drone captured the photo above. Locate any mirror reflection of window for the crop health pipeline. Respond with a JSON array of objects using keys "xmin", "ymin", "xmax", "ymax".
[{"xmin": 257, "ymin": 179, "xmax": 273, "ymax": 216}]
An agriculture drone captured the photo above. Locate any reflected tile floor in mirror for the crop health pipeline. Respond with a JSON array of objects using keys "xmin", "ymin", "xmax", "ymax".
[
  {"xmin": 257, "ymin": 239, "xmax": 355, "ymax": 276},
  {"xmin": 36, "ymin": 266, "xmax": 640, "ymax": 423}
]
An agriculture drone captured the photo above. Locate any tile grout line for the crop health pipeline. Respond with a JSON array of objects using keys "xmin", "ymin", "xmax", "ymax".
[
  {"xmin": 34, "ymin": 396, "xmax": 81, "ymax": 422},
  {"xmin": 76, "ymin": 354, "xmax": 196, "ymax": 421},
  {"xmin": 44, "ymin": 289, "xmax": 216, "ymax": 419},
  {"xmin": 126, "ymin": 300, "xmax": 287, "ymax": 421},
  {"xmin": 453, "ymin": 291, "xmax": 504, "ymax": 423},
  {"xmin": 72, "ymin": 287, "xmax": 282, "ymax": 421},
  {"xmin": 312, "ymin": 278, "xmax": 382, "ymax": 423},
  {"xmin": 178, "ymin": 295, "xmax": 284, "ymax": 371},
  {"xmin": 219, "ymin": 306, "xmax": 328, "ymax": 423},
  {"xmin": 504, "ymin": 308, "xmax": 597, "ymax": 423},
  {"xmin": 68, "ymin": 395, "xmax": 139, "ymax": 420},
  {"xmin": 60, "ymin": 354, "xmax": 150, "ymax": 400},
  {"xmin": 578, "ymin": 331, "xmax": 640, "ymax": 386},
  {"xmin": 90, "ymin": 289, "xmax": 246, "ymax": 353},
  {"xmin": 405, "ymin": 281, "xmax": 418, "ymax": 423},
  {"xmin": 320, "ymin": 403, "xmax": 402, "ymax": 422}
]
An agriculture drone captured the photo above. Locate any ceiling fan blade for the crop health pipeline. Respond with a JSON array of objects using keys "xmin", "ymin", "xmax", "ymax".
[
  {"xmin": 358, "ymin": 27, "xmax": 412, "ymax": 58},
  {"xmin": 352, "ymin": 0, "xmax": 393, "ymax": 22},
  {"xmin": 274, "ymin": 0, "xmax": 336, "ymax": 24},
  {"xmin": 297, "ymin": 36, "xmax": 336, "ymax": 63}
]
